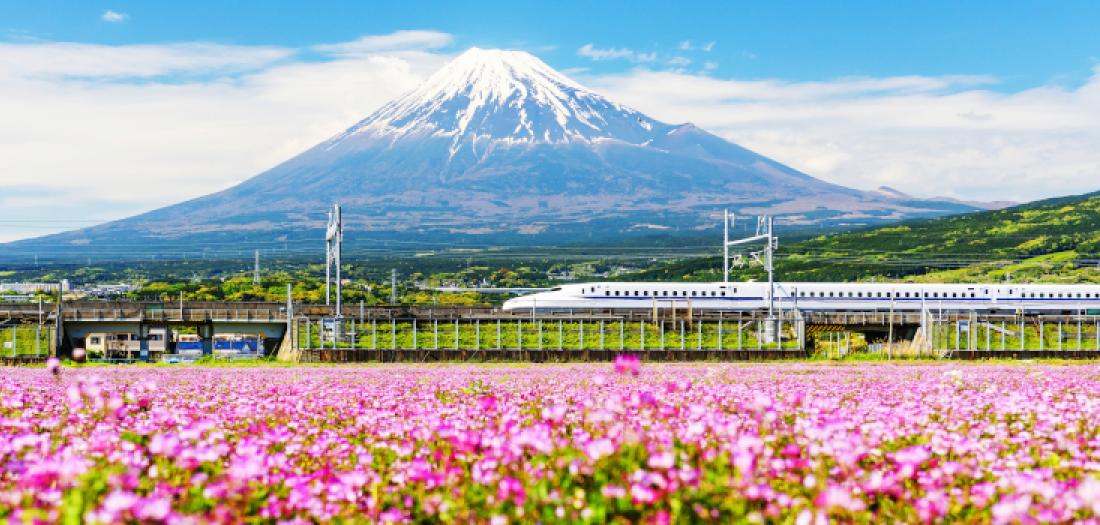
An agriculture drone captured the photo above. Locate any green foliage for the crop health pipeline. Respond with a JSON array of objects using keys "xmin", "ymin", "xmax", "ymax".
[{"xmin": 634, "ymin": 191, "xmax": 1100, "ymax": 283}]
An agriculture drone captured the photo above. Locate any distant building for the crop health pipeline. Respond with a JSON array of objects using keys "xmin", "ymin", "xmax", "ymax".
[
  {"xmin": 546, "ymin": 270, "xmax": 576, "ymax": 281},
  {"xmin": 0, "ymin": 280, "xmax": 70, "ymax": 294},
  {"xmin": 79, "ymin": 283, "xmax": 138, "ymax": 298}
]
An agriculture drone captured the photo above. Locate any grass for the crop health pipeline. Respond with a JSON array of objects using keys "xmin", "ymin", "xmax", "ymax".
[
  {"xmin": 296, "ymin": 319, "xmax": 803, "ymax": 351},
  {"xmin": 0, "ymin": 325, "xmax": 51, "ymax": 356}
]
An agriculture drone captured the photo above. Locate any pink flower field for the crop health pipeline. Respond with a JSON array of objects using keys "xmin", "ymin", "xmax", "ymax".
[{"xmin": 3, "ymin": 362, "xmax": 1100, "ymax": 523}]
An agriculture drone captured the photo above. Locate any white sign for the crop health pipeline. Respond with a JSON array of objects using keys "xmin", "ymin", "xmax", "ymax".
[{"xmin": 2, "ymin": 342, "xmax": 10, "ymax": 349}]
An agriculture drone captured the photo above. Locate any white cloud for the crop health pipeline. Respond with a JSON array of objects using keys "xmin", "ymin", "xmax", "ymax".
[
  {"xmin": 0, "ymin": 42, "xmax": 292, "ymax": 79},
  {"xmin": 666, "ymin": 56, "xmax": 691, "ymax": 67},
  {"xmin": 312, "ymin": 30, "xmax": 453, "ymax": 56},
  {"xmin": 0, "ymin": 32, "xmax": 453, "ymax": 241},
  {"xmin": 101, "ymin": 10, "xmax": 127, "ymax": 23},
  {"xmin": 577, "ymin": 43, "xmax": 656, "ymax": 63},
  {"xmin": 585, "ymin": 67, "xmax": 1100, "ymax": 202},
  {"xmin": 3, "ymin": 30, "xmax": 1099, "ymax": 242},
  {"xmin": 678, "ymin": 40, "xmax": 715, "ymax": 52}
]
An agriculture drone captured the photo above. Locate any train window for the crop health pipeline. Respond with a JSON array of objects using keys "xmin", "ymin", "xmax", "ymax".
[
  {"xmin": 828, "ymin": 292, "xmax": 834, "ymax": 297},
  {"xmin": 663, "ymin": 291, "xmax": 668, "ymax": 296},
  {"xmin": 711, "ymin": 291, "xmax": 716, "ymax": 297},
  {"xmin": 720, "ymin": 291, "xmax": 726, "ymax": 297}
]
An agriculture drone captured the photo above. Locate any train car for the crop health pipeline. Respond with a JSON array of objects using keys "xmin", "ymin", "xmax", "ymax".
[
  {"xmin": 502, "ymin": 282, "xmax": 1100, "ymax": 313},
  {"xmin": 85, "ymin": 329, "xmax": 166, "ymax": 360},
  {"xmin": 174, "ymin": 333, "xmax": 204, "ymax": 357},
  {"xmin": 212, "ymin": 333, "xmax": 263, "ymax": 357}
]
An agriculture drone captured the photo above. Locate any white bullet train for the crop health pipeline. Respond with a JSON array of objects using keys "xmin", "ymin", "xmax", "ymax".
[{"xmin": 502, "ymin": 281, "xmax": 1100, "ymax": 313}]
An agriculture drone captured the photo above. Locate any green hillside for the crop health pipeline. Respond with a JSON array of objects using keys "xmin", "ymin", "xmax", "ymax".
[{"xmin": 633, "ymin": 190, "xmax": 1100, "ymax": 284}]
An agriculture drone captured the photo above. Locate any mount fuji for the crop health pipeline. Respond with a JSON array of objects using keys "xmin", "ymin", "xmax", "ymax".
[{"xmin": 7, "ymin": 48, "xmax": 980, "ymax": 258}]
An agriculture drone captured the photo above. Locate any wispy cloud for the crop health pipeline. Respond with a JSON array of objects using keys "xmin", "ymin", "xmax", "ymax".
[
  {"xmin": 313, "ymin": 30, "xmax": 452, "ymax": 56},
  {"xmin": 587, "ymin": 66, "xmax": 1100, "ymax": 201},
  {"xmin": 0, "ymin": 42, "xmax": 292, "ymax": 80},
  {"xmin": 577, "ymin": 43, "xmax": 656, "ymax": 63},
  {"xmin": 101, "ymin": 10, "xmax": 127, "ymax": 23},
  {"xmin": 678, "ymin": 40, "xmax": 715, "ymax": 52}
]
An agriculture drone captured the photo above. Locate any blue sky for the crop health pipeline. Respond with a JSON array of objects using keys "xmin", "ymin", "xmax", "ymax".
[
  {"xmin": 1, "ymin": 1, "xmax": 1100, "ymax": 241},
  {"xmin": 7, "ymin": 1, "xmax": 1099, "ymax": 89}
]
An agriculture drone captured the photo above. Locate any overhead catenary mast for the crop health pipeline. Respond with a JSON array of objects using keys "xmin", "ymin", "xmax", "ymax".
[
  {"xmin": 722, "ymin": 210, "xmax": 779, "ymax": 336},
  {"xmin": 325, "ymin": 204, "xmax": 343, "ymax": 314}
]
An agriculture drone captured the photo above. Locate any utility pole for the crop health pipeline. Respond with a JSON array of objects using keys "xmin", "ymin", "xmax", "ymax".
[
  {"xmin": 36, "ymin": 295, "xmax": 42, "ymax": 357},
  {"xmin": 54, "ymin": 283, "xmax": 62, "ymax": 358},
  {"xmin": 325, "ymin": 210, "xmax": 332, "ymax": 306},
  {"xmin": 723, "ymin": 209, "xmax": 730, "ymax": 283},
  {"xmin": 286, "ymin": 284, "xmax": 293, "ymax": 354},
  {"xmin": 253, "ymin": 249, "xmax": 260, "ymax": 285},
  {"xmin": 391, "ymin": 269, "xmax": 400, "ymax": 303}
]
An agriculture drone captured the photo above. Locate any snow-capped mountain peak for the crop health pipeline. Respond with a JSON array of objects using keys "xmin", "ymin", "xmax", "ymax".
[{"xmin": 330, "ymin": 47, "xmax": 665, "ymax": 153}]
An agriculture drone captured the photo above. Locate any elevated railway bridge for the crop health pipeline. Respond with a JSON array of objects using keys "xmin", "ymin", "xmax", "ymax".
[{"xmin": 1, "ymin": 301, "xmax": 1098, "ymax": 363}]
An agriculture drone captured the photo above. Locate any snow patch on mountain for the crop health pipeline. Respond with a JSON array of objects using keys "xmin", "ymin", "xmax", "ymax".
[{"xmin": 326, "ymin": 48, "xmax": 667, "ymax": 159}]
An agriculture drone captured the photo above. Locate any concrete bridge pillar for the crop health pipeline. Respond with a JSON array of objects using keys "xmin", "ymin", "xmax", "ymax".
[{"xmin": 199, "ymin": 323, "xmax": 215, "ymax": 356}]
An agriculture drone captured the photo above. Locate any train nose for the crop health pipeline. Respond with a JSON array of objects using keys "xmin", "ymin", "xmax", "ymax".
[{"xmin": 503, "ymin": 294, "xmax": 532, "ymax": 310}]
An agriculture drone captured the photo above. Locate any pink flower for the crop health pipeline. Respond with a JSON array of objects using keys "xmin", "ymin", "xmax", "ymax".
[
  {"xmin": 584, "ymin": 438, "xmax": 616, "ymax": 461},
  {"xmin": 647, "ymin": 451, "xmax": 675, "ymax": 470},
  {"xmin": 630, "ymin": 483, "xmax": 657, "ymax": 504},
  {"xmin": 46, "ymin": 357, "xmax": 60, "ymax": 376},
  {"xmin": 497, "ymin": 476, "xmax": 525, "ymax": 506},
  {"xmin": 814, "ymin": 483, "xmax": 866, "ymax": 512},
  {"xmin": 613, "ymin": 355, "xmax": 641, "ymax": 376},
  {"xmin": 478, "ymin": 395, "xmax": 497, "ymax": 412}
]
